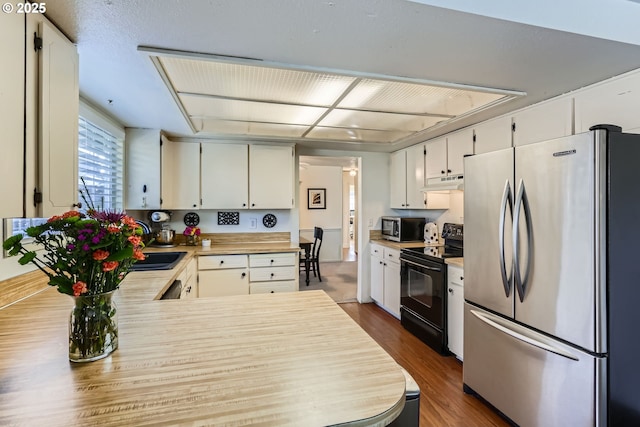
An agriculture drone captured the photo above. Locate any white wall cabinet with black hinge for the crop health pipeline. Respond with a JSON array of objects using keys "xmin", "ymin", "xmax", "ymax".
[
  {"xmin": 198, "ymin": 254, "xmax": 249, "ymax": 297},
  {"xmin": 0, "ymin": 2, "xmax": 25, "ymax": 218},
  {"xmin": 473, "ymin": 116, "xmax": 512, "ymax": 155},
  {"xmin": 447, "ymin": 265, "xmax": 464, "ymax": 361},
  {"xmin": 391, "ymin": 144, "xmax": 448, "ymax": 209},
  {"xmin": 200, "ymin": 143, "xmax": 294, "ymax": 210},
  {"xmin": 512, "ymin": 95, "xmax": 573, "ymax": 147},
  {"xmin": 160, "ymin": 136, "xmax": 200, "ymax": 210},
  {"xmin": 22, "ymin": 13, "xmax": 79, "ymax": 217},
  {"xmin": 370, "ymin": 243, "xmax": 401, "ymax": 319},
  {"xmin": 125, "ymin": 129, "xmax": 162, "ymax": 210},
  {"xmin": 425, "ymin": 130, "xmax": 473, "ymax": 180}
]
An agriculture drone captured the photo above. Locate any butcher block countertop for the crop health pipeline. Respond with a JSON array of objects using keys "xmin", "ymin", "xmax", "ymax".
[{"xmin": 0, "ymin": 251, "xmax": 406, "ymax": 426}]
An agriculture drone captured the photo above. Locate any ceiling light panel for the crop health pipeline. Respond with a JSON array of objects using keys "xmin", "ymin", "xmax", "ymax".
[
  {"xmin": 306, "ymin": 126, "xmax": 412, "ymax": 143},
  {"xmin": 180, "ymin": 94, "xmax": 326, "ymax": 125},
  {"xmin": 319, "ymin": 109, "xmax": 445, "ymax": 132},
  {"xmin": 197, "ymin": 119, "xmax": 309, "ymax": 137},
  {"xmin": 161, "ymin": 57, "xmax": 355, "ymax": 106}
]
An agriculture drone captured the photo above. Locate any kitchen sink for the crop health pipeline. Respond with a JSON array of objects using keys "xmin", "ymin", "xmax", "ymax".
[{"xmin": 130, "ymin": 251, "xmax": 187, "ymax": 271}]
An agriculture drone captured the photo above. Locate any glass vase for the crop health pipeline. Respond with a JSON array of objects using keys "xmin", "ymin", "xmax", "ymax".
[
  {"xmin": 69, "ymin": 290, "xmax": 118, "ymax": 362},
  {"xmin": 186, "ymin": 235, "xmax": 198, "ymax": 246}
]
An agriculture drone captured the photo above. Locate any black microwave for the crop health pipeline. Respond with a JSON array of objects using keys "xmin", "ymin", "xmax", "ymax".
[{"xmin": 381, "ymin": 217, "xmax": 426, "ymax": 242}]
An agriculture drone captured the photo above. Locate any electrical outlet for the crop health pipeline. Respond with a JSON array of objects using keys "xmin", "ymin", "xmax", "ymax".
[
  {"xmin": 250, "ymin": 218, "xmax": 257, "ymax": 229},
  {"xmin": 368, "ymin": 218, "xmax": 373, "ymax": 227}
]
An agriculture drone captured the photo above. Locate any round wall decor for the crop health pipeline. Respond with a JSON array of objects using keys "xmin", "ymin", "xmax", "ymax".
[
  {"xmin": 262, "ymin": 214, "xmax": 277, "ymax": 228},
  {"xmin": 183, "ymin": 212, "xmax": 200, "ymax": 226}
]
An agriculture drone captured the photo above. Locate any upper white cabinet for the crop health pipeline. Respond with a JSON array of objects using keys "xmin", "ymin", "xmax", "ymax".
[
  {"xmin": 161, "ymin": 137, "xmax": 200, "ymax": 210},
  {"xmin": 125, "ymin": 129, "xmax": 161, "ymax": 210},
  {"xmin": 0, "ymin": 3, "xmax": 25, "ymax": 218},
  {"xmin": 574, "ymin": 72, "xmax": 640, "ymax": 133},
  {"xmin": 201, "ymin": 143, "xmax": 248, "ymax": 209},
  {"xmin": 35, "ymin": 17, "xmax": 80, "ymax": 217},
  {"xmin": 446, "ymin": 128, "xmax": 474, "ymax": 175},
  {"xmin": 424, "ymin": 137, "xmax": 448, "ymax": 180},
  {"xmin": 249, "ymin": 145, "xmax": 294, "ymax": 209},
  {"xmin": 512, "ymin": 96, "xmax": 572, "ymax": 146},
  {"xmin": 390, "ymin": 145, "xmax": 426, "ymax": 209},
  {"xmin": 473, "ymin": 116, "xmax": 512, "ymax": 155}
]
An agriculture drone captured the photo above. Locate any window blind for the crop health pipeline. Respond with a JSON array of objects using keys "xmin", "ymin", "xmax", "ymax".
[{"xmin": 78, "ymin": 116, "xmax": 124, "ymax": 212}]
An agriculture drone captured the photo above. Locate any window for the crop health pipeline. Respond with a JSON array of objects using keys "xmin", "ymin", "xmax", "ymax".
[{"xmin": 77, "ymin": 101, "xmax": 125, "ymax": 212}]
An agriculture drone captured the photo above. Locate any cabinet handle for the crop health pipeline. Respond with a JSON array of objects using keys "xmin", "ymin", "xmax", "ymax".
[
  {"xmin": 447, "ymin": 169, "xmax": 452, "ymax": 173},
  {"xmin": 270, "ymin": 273, "xmax": 275, "ymax": 277},
  {"xmin": 379, "ymin": 261, "xmax": 383, "ymax": 264},
  {"xmin": 270, "ymin": 259, "xmax": 274, "ymax": 263},
  {"xmin": 241, "ymin": 272, "xmax": 246, "ymax": 278},
  {"xmin": 220, "ymin": 260, "xmax": 224, "ymax": 264},
  {"xmin": 270, "ymin": 291, "xmax": 274, "ymax": 293},
  {"xmin": 441, "ymin": 170, "xmax": 445, "ymax": 174},
  {"xmin": 72, "ymin": 202, "xmax": 82, "ymax": 209},
  {"xmin": 193, "ymin": 204, "xmax": 197, "ymax": 207},
  {"xmin": 448, "ymin": 288, "xmax": 453, "ymax": 293},
  {"xmin": 251, "ymin": 203, "xmax": 255, "ymax": 207},
  {"xmin": 242, "ymin": 203, "xmax": 247, "ymax": 207},
  {"xmin": 460, "ymin": 276, "xmax": 464, "ymax": 281}
]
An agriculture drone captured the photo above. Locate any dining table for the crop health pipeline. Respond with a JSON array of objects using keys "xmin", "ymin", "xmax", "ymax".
[{"xmin": 299, "ymin": 236, "xmax": 313, "ymax": 286}]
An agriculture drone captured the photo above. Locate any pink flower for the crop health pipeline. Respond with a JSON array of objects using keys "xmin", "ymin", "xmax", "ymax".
[
  {"xmin": 128, "ymin": 235, "xmax": 142, "ymax": 247},
  {"xmin": 72, "ymin": 281, "xmax": 87, "ymax": 296},
  {"xmin": 92, "ymin": 249, "xmax": 109, "ymax": 261},
  {"xmin": 102, "ymin": 261, "xmax": 119, "ymax": 272},
  {"xmin": 133, "ymin": 249, "xmax": 146, "ymax": 261}
]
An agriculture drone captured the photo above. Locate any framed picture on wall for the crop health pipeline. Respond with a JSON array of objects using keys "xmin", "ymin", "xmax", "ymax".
[{"xmin": 307, "ymin": 188, "xmax": 326, "ymax": 209}]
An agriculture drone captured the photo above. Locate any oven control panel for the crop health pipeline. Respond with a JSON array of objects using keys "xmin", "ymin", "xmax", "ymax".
[{"xmin": 441, "ymin": 223, "xmax": 463, "ymax": 240}]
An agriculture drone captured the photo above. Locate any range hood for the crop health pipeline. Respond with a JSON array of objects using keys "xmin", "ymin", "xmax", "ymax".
[{"xmin": 421, "ymin": 174, "xmax": 464, "ymax": 192}]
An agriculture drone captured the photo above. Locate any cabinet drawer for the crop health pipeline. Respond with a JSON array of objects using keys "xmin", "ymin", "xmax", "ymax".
[
  {"xmin": 250, "ymin": 281, "xmax": 297, "ymax": 294},
  {"xmin": 198, "ymin": 269, "xmax": 249, "ymax": 297},
  {"xmin": 250, "ymin": 266, "xmax": 296, "ymax": 282},
  {"xmin": 384, "ymin": 247, "xmax": 401, "ymax": 263},
  {"xmin": 199, "ymin": 254, "xmax": 248, "ymax": 270},
  {"xmin": 370, "ymin": 243, "xmax": 383, "ymax": 257},
  {"xmin": 449, "ymin": 266, "xmax": 464, "ymax": 286},
  {"xmin": 249, "ymin": 252, "xmax": 296, "ymax": 267}
]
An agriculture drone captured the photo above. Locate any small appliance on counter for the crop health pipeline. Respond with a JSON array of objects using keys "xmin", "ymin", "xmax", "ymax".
[
  {"xmin": 381, "ymin": 217, "xmax": 427, "ymax": 242},
  {"xmin": 148, "ymin": 211, "xmax": 176, "ymax": 247},
  {"xmin": 424, "ymin": 222, "xmax": 438, "ymax": 245}
]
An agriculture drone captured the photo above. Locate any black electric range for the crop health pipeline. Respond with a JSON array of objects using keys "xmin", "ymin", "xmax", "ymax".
[{"xmin": 400, "ymin": 223, "xmax": 463, "ymax": 265}]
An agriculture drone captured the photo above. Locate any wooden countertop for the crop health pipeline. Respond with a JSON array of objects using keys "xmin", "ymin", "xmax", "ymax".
[
  {"xmin": 0, "ymin": 254, "xmax": 406, "ymax": 426},
  {"xmin": 369, "ymin": 239, "xmax": 431, "ymax": 250},
  {"xmin": 445, "ymin": 257, "xmax": 464, "ymax": 268}
]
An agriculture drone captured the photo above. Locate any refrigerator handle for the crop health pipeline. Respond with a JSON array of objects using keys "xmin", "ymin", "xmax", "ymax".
[
  {"xmin": 513, "ymin": 179, "xmax": 533, "ymax": 303},
  {"xmin": 470, "ymin": 309, "xmax": 579, "ymax": 361},
  {"xmin": 498, "ymin": 180, "xmax": 513, "ymax": 297}
]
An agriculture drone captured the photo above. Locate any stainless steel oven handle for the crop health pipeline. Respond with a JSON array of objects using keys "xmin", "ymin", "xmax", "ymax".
[
  {"xmin": 498, "ymin": 179, "xmax": 513, "ymax": 297},
  {"xmin": 400, "ymin": 258, "xmax": 442, "ymax": 272}
]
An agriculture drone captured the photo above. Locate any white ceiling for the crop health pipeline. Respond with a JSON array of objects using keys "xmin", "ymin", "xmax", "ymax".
[{"xmin": 44, "ymin": 0, "xmax": 640, "ymax": 152}]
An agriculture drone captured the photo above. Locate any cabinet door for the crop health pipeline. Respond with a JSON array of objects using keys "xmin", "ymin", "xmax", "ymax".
[
  {"xmin": 447, "ymin": 266, "xmax": 464, "ymax": 360},
  {"xmin": 474, "ymin": 116, "xmax": 512, "ymax": 155},
  {"xmin": 249, "ymin": 145, "xmax": 294, "ymax": 209},
  {"xmin": 161, "ymin": 138, "xmax": 200, "ymax": 209},
  {"xmin": 198, "ymin": 269, "xmax": 249, "ymax": 297},
  {"xmin": 38, "ymin": 19, "xmax": 79, "ymax": 217},
  {"xmin": 125, "ymin": 129, "xmax": 161, "ymax": 210},
  {"xmin": 0, "ymin": 4, "xmax": 25, "ymax": 218},
  {"xmin": 370, "ymin": 254, "xmax": 384, "ymax": 303},
  {"xmin": 405, "ymin": 144, "xmax": 426, "ymax": 209},
  {"xmin": 513, "ymin": 96, "xmax": 572, "ymax": 146},
  {"xmin": 201, "ymin": 143, "xmax": 248, "ymax": 209},
  {"xmin": 389, "ymin": 150, "xmax": 407, "ymax": 208},
  {"xmin": 383, "ymin": 260, "xmax": 401, "ymax": 318},
  {"xmin": 424, "ymin": 137, "xmax": 447, "ymax": 179},
  {"xmin": 446, "ymin": 128, "xmax": 474, "ymax": 176}
]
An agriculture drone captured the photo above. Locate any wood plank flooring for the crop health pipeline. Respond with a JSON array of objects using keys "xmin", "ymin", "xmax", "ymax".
[{"xmin": 340, "ymin": 302, "xmax": 510, "ymax": 427}]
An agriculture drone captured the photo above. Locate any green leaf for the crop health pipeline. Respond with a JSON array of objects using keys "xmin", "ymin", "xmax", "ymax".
[
  {"xmin": 49, "ymin": 275, "xmax": 73, "ymax": 288},
  {"xmin": 2, "ymin": 234, "xmax": 23, "ymax": 250},
  {"xmin": 107, "ymin": 246, "xmax": 133, "ymax": 261},
  {"xmin": 18, "ymin": 252, "xmax": 37, "ymax": 265}
]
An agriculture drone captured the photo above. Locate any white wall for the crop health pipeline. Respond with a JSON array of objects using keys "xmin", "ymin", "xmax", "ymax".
[{"xmin": 299, "ymin": 165, "xmax": 343, "ymax": 262}]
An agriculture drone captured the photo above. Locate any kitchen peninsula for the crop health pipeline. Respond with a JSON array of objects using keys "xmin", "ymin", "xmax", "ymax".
[{"xmin": 0, "ymin": 252, "xmax": 406, "ymax": 426}]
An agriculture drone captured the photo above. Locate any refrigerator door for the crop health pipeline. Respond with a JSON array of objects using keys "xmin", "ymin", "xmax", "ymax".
[
  {"xmin": 513, "ymin": 132, "xmax": 597, "ymax": 352},
  {"xmin": 464, "ymin": 148, "xmax": 515, "ymax": 317},
  {"xmin": 464, "ymin": 303, "xmax": 606, "ymax": 427}
]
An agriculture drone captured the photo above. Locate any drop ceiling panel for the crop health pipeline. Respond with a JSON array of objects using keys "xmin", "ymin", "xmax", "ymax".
[
  {"xmin": 161, "ymin": 57, "xmax": 356, "ymax": 106},
  {"xmin": 180, "ymin": 94, "xmax": 327, "ymax": 125},
  {"xmin": 306, "ymin": 126, "xmax": 412, "ymax": 143},
  {"xmin": 318, "ymin": 109, "xmax": 445, "ymax": 132},
  {"xmin": 197, "ymin": 118, "xmax": 308, "ymax": 137}
]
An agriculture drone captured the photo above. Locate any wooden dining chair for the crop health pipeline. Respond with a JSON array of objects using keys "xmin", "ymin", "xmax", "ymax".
[{"xmin": 300, "ymin": 227, "xmax": 323, "ymax": 283}]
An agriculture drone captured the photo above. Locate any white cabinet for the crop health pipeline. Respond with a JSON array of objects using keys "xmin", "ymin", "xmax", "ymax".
[
  {"xmin": 446, "ymin": 128, "xmax": 474, "ymax": 176},
  {"xmin": 30, "ymin": 16, "xmax": 79, "ymax": 217},
  {"xmin": 473, "ymin": 116, "xmax": 512, "ymax": 155},
  {"xmin": 424, "ymin": 137, "xmax": 448, "ymax": 180},
  {"xmin": 249, "ymin": 145, "xmax": 294, "ymax": 209},
  {"xmin": 125, "ymin": 129, "xmax": 161, "ymax": 210},
  {"xmin": 249, "ymin": 252, "xmax": 298, "ymax": 294},
  {"xmin": 161, "ymin": 137, "xmax": 200, "ymax": 210},
  {"xmin": 201, "ymin": 143, "xmax": 248, "ymax": 209},
  {"xmin": 178, "ymin": 257, "xmax": 197, "ymax": 299},
  {"xmin": 390, "ymin": 145, "xmax": 426, "ymax": 209},
  {"xmin": 0, "ymin": 3, "xmax": 25, "ymax": 218},
  {"xmin": 369, "ymin": 243, "xmax": 401, "ymax": 318},
  {"xmin": 198, "ymin": 254, "xmax": 249, "ymax": 297},
  {"xmin": 447, "ymin": 265, "xmax": 464, "ymax": 360},
  {"xmin": 512, "ymin": 96, "xmax": 572, "ymax": 146},
  {"xmin": 200, "ymin": 143, "xmax": 294, "ymax": 209}
]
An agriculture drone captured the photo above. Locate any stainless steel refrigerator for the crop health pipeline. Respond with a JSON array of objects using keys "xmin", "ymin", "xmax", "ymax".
[{"xmin": 463, "ymin": 125, "xmax": 640, "ymax": 426}]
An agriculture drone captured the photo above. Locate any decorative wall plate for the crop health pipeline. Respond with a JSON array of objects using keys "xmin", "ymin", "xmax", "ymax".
[
  {"xmin": 262, "ymin": 213, "xmax": 277, "ymax": 228},
  {"xmin": 183, "ymin": 212, "xmax": 200, "ymax": 226},
  {"xmin": 218, "ymin": 211, "xmax": 240, "ymax": 225}
]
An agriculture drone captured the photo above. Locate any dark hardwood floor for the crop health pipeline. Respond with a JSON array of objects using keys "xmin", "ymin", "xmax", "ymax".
[{"xmin": 340, "ymin": 302, "xmax": 509, "ymax": 427}]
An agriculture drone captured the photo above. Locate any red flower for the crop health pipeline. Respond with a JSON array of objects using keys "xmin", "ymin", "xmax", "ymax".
[
  {"xmin": 107, "ymin": 225, "xmax": 120, "ymax": 233},
  {"xmin": 102, "ymin": 261, "xmax": 119, "ymax": 272},
  {"xmin": 92, "ymin": 249, "xmax": 109, "ymax": 261},
  {"xmin": 133, "ymin": 249, "xmax": 146, "ymax": 261},
  {"xmin": 72, "ymin": 281, "xmax": 87, "ymax": 296},
  {"xmin": 128, "ymin": 235, "xmax": 142, "ymax": 247},
  {"xmin": 122, "ymin": 216, "xmax": 138, "ymax": 228}
]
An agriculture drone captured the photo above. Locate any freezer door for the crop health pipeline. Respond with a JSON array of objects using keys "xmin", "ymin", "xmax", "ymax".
[
  {"xmin": 464, "ymin": 304, "xmax": 606, "ymax": 427},
  {"xmin": 464, "ymin": 148, "xmax": 515, "ymax": 317},
  {"xmin": 513, "ymin": 132, "xmax": 597, "ymax": 352}
]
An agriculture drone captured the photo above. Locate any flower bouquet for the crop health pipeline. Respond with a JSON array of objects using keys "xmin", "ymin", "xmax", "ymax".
[
  {"xmin": 183, "ymin": 225, "xmax": 201, "ymax": 246},
  {"xmin": 3, "ymin": 179, "xmax": 147, "ymax": 362}
]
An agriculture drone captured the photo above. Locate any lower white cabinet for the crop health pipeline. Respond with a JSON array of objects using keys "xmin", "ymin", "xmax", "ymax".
[
  {"xmin": 370, "ymin": 243, "xmax": 401, "ymax": 318},
  {"xmin": 249, "ymin": 253, "xmax": 298, "ymax": 294},
  {"xmin": 178, "ymin": 257, "xmax": 197, "ymax": 299},
  {"xmin": 198, "ymin": 254, "xmax": 249, "ymax": 297},
  {"xmin": 447, "ymin": 265, "xmax": 464, "ymax": 360}
]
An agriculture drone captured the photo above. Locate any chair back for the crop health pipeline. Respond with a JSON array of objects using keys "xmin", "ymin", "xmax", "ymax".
[{"xmin": 312, "ymin": 227, "xmax": 323, "ymax": 258}]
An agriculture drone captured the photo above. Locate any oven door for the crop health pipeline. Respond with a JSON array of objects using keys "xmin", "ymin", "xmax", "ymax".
[{"xmin": 400, "ymin": 257, "xmax": 445, "ymax": 329}]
